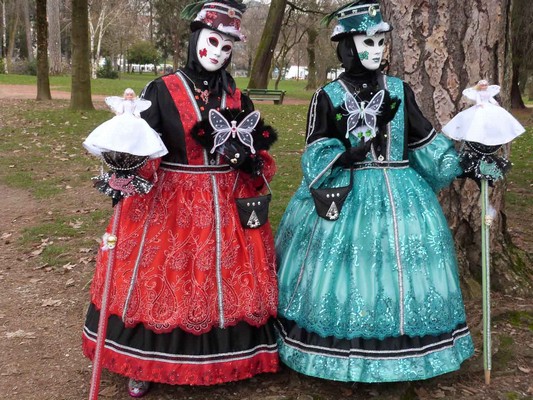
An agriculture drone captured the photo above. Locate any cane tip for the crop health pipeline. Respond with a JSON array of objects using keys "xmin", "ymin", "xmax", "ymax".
[{"xmin": 485, "ymin": 370, "xmax": 491, "ymax": 385}]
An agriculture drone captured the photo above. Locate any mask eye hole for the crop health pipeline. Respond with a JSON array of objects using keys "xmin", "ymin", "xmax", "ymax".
[
  {"xmin": 221, "ymin": 45, "xmax": 232, "ymax": 52},
  {"xmin": 363, "ymin": 38, "xmax": 374, "ymax": 46},
  {"xmin": 378, "ymin": 38, "xmax": 385, "ymax": 46},
  {"xmin": 208, "ymin": 37, "xmax": 219, "ymax": 47}
]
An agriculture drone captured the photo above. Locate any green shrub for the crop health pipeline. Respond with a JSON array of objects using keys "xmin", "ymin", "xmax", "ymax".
[{"xmin": 97, "ymin": 58, "xmax": 119, "ymax": 79}]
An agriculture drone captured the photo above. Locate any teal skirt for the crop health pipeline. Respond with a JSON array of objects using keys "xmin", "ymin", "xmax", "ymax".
[{"xmin": 275, "ymin": 166, "xmax": 474, "ymax": 382}]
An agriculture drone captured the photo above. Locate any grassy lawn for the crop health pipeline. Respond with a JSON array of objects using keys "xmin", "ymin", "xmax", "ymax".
[{"xmin": 0, "ymin": 73, "xmax": 315, "ymax": 101}]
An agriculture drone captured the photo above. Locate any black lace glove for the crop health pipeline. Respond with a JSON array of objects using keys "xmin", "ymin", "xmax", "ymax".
[
  {"xmin": 219, "ymin": 140, "xmax": 264, "ymax": 176},
  {"xmin": 458, "ymin": 142, "xmax": 510, "ymax": 188},
  {"xmin": 335, "ymin": 139, "xmax": 373, "ymax": 167}
]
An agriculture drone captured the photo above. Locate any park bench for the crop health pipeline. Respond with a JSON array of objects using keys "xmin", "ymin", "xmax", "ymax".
[{"xmin": 245, "ymin": 88, "xmax": 286, "ymax": 105}]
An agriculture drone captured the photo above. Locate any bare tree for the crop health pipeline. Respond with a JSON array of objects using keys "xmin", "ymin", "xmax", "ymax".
[
  {"xmin": 36, "ymin": 0, "xmax": 51, "ymax": 99},
  {"xmin": 383, "ymin": 0, "xmax": 532, "ymax": 297},
  {"xmin": 22, "ymin": 0, "xmax": 33, "ymax": 61},
  {"xmin": 248, "ymin": 0, "xmax": 287, "ymax": 88},
  {"xmin": 5, "ymin": 0, "xmax": 20, "ymax": 72},
  {"xmin": 271, "ymin": 5, "xmax": 307, "ymax": 89},
  {"xmin": 88, "ymin": 0, "xmax": 126, "ymax": 78},
  {"xmin": 510, "ymin": 0, "xmax": 533, "ymax": 109},
  {"xmin": 71, "ymin": 0, "xmax": 93, "ymax": 110},
  {"xmin": 47, "ymin": 0, "xmax": 62, "ymax": 74},
  {"xmin": 152, "ymin": 0, "xmax": 189, "ymax": 69}
]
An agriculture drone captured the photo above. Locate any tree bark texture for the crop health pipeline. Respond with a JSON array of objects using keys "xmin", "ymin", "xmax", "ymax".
[
  {"xmin": 382, "ymin": 0, "xmax": 532, "ymax": 297},
  {"xmin": 70, "ymin": 0, "xmax": 94, "ymax": 110},
  {"xmin": 36, "ymin": 0, "xmax": 51, "ymax": 100},
  {"xmin": 248, "ymin": 0, "xmax": 287, "ymax": 89},
  {"xmin": 305, "ymin": 26, "xmax": 317, "ymax": 91},
  {"xmin": 47, "ymin": 0, "xmax": 62, "ymax": 74},
  {"xmin": 6, "ymin": 1, "xmax": 20, "ymax": 72},
  {"xmin": 23, "ymin": 0, "xmax": 33, "ymax": 61}
]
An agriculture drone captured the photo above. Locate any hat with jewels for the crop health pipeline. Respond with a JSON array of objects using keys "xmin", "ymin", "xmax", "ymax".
[
  {"xmin": 181, "ymin": 0, "xmax": 246, "ymax": 41},
  {"xmin": 322, "ymin": 0, "xmax": 392, "ymax": 41}
]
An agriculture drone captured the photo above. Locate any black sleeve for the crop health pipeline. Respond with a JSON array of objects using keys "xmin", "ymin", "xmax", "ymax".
[
  {"xmin": 140, "ymin": 79, "xmax": 165, "ymax": 134},
  {"xmin": 404, "ymin": 83, "xmax": 437, "ymax": 149},
  {"xmin": 140, "ymin": 78, "xmax": 188, "ymax": 163},
  {"xmin": 240, "ymin": 93, "xmax": 255, "ymax": 113},
  {"xmin": 306, "ymin": 89, "xmax": 348, "ymax": 147}
]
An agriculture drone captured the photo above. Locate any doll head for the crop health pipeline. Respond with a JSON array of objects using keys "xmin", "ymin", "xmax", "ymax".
[
  {"xmin": 352, "ymin": 32, "xmax": 385, "ymax": 70},
  {"xmin": 196, "ymin": 28, "xmax": 235, "ymax": 72},
  {"xmin": 123, "ymin": 88, "xmax": 136, "ymax": 100},
  {"xmin": 475, "ymin": 80, "xmax": 489, "ymax": 91}
]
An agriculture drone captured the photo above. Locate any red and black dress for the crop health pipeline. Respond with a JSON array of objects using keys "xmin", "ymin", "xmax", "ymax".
[{"xmin": 82, "ymin": 70, "xmax": 279, "ymax": 385}]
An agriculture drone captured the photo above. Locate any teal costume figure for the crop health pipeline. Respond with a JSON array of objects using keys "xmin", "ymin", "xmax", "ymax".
[{"xmin": 275, "ymin": 0, "xmax": 474, "ymax": 382}]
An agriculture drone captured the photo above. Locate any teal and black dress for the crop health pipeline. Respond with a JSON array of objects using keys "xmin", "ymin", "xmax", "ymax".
[{"xmin": 275, "ymin": 73, "xmax": 474, "ymax": 382}]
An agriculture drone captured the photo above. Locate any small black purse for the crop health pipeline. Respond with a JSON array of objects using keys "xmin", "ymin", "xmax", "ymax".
[
  {"xmin": 234, "ymin": 173, "xmax": 272, "ymax": 229},
  {"xmin": 310, "ymin": 169, "xmax": 353, "ymax": 221}
]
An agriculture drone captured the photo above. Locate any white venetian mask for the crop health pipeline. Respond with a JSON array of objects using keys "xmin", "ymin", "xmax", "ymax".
[
  {"xmin": 197, "ymin": 28, "xmax": 234, "ymax": 72},
  {"xmin": 353, "ymin": 33, "xmax": 385, "ymax": 71}
]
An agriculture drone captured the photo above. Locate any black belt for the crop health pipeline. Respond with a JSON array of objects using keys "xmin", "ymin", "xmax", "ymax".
[
  {"xmin": 347, "ymin": 160, "xmax": 410, "ymax": 170},
  {"xmin": 160, "ymin": 162, "xmax": 232, "ymax": 173}
]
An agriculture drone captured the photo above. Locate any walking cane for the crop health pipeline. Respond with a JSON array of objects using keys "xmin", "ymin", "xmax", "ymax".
[
  {"xmin": 88, "ymin": 202, "xmax": 122, "ymax": 400},
  {"xmin": 480, "ymin": 178, "xmax": 491, "ymax": 385}
]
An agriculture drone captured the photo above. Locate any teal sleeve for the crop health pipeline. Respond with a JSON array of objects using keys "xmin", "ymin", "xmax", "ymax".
[
  {"xmin": 408, "ymin": 133, "xmax": 463, "ymax": 192},
  {"xmin": 301, "ymin": 138, "xmax": 347, "ymax": 189}
]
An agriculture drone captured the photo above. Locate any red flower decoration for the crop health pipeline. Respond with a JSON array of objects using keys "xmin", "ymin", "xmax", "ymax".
[
  {"xmin": 204, "ymin": 11, "xmax": 217, "ymax": 25},
  {"xmin": 199, "ymin": 48, "xmax": 207, "ymax": 58},
  {"xmin": 262, "ymin": 130, "xmax": 270, "ymax": 138}
]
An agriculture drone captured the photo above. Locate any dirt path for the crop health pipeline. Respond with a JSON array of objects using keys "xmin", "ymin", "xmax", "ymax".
[{"xmin": 1, "ymin": 84, "xmax": 308, "ymax": 105}]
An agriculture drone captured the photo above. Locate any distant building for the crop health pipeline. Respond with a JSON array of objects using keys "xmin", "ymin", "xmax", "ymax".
[{"xmin": 284, "ymin": 65, "xmax": 308, "ymax": 80}]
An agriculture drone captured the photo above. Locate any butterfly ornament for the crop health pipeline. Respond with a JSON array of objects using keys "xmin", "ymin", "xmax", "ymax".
[
  {"xmin": 208, "ymin": 109, "xmax": 260, "ymax": 155},
  {"xmin": 345, "ymin": 90, "xmax": 385, "ymax": 141}
]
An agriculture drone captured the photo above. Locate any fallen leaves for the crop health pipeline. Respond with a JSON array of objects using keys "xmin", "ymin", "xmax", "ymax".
[
  {"xmin": 6, "ymin": 330, "xmax": 36, "ymax": 339},
  {"xmin": 42, "ymin": 298, "xmax": 62, "ymax": 307}
]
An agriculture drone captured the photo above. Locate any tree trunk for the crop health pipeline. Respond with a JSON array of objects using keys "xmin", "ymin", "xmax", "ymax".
[
  {"xmin": 528, "ymin": 74, "xmax": 533, "ymax": 101},
  {"xmin": 248, "ymin": 0, "xmax": 287, "ymax": 89},
  {"xmin": 305, "ymin": 27, "xmax": 317, "ymax": 91},
  {"xmin": 510, "ymin": 62, "xmax": 525, "ymax": 108},
  {"xmin": 36, "ymin": 0, "xmax": 51, "ymax": 100},
  {"xmin": 47, "ymin": 0, "xmax": 62, "ymax": 74},
  {"xmin": 23, "ymin": 0, "xmax": 33, "ymax": 61},
  {"xmin": 71, "ymin": 0, "xmax": 94, "ymax": 110},
  {"xmin": 6, "ymin": 4, "xmax": 20, "ymax": 72},
  {"xmin": 383, "ymin": 0, "xmax": 532, "ymax": 297},
  {"xmin": 2, "ymin": 1, "xmax": 6, "ymax": 70}
]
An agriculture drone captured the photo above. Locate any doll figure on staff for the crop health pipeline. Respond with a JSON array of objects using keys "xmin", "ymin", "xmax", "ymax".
[
  {"xmin": 83, "ymin": 88, "xmax": 168, "ymax": 159},
  {"xmin": 274, "ymin": 0, "xmax": 474, "ymax": 383},
  {"xmin": 81, "ymin": 1, "xmax": 279, "ymax": 397},
  {"xmin": 83, "ymin": 88, "xmax": 169, "ymax": 205},
  {"xmin": 442, "ymin": 79, "xmax": 525, "ymax": 146}
]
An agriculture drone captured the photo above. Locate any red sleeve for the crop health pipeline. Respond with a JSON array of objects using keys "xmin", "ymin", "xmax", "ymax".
[{"xmin": 137, "ymin": 158, "xmax": 161, "ymax": 180}]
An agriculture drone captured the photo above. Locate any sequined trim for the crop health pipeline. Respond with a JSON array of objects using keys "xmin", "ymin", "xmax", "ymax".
[
  {"xmin": 305, "ymin": 90, "xmax": 321, "ymax": 143},
  {"xmin": 284, "ymin": 218, "xmax": 320, "ymax": 313},
  {"xmin": 383, "ymin": 168, "xmax": 404, "ymax": 334},
  {"xmin": 121, "ymin": 175, "xmax": 166, "ymax": 321},
  {"xmin": 350, "ymin": 160, "xmax": 409, "ymax": 170},
  {"xmin": 83, "ymin": 327, "xmax": 278, "ymax": 364},
  {"xmin": 177, "ymin": 71, "xmax": 202, "ymax": 121},
  {"xmin": 308, "ymin": 146, "xmax": 343, "ymax": 188},
  {"xmin": 323, "ymin": 81, "xmax": 345, "ymax": 108},
  {"xmin": 408, "ymin": 128, "xmax": 438, "ymax": 150},
  {"xmin": 275, "ymin": 318, "xmax": 471, "ymax": 359}
]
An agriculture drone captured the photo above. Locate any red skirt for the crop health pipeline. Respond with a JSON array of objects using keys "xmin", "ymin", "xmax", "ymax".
[{"xmin": 89, "ymin": 164, "xmax": 278, "ymax": 334}]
